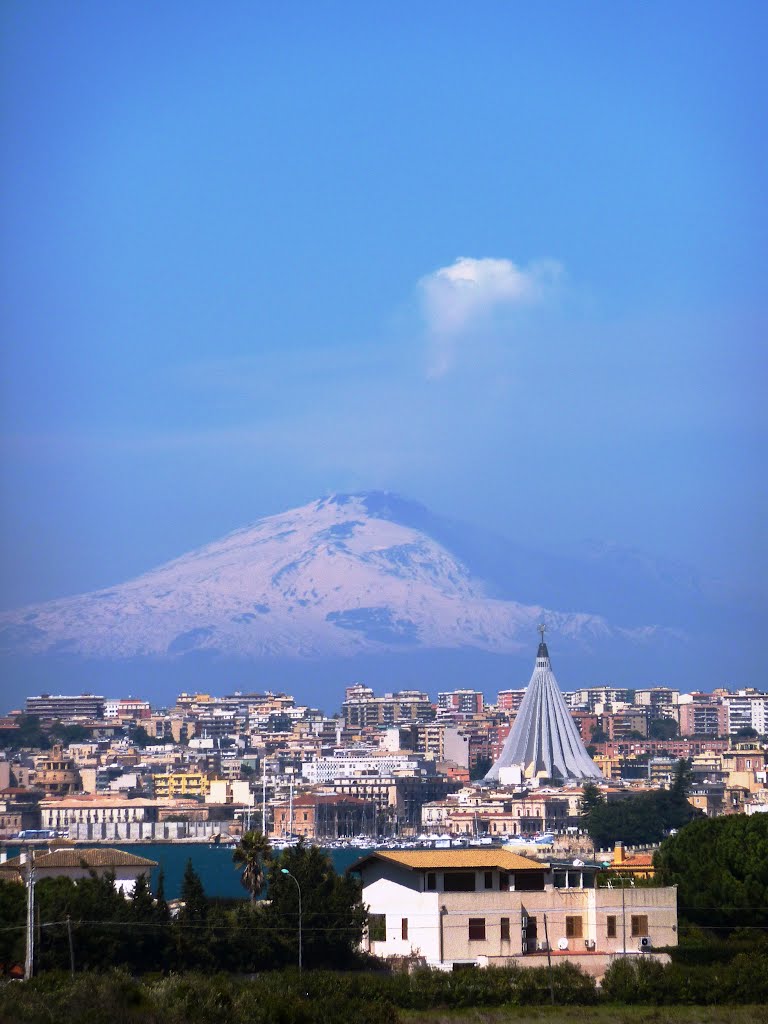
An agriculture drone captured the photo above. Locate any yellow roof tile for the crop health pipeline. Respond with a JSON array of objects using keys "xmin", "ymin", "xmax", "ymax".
[{"xmin": 351, "ymin": 849, "xmax": 546, "ymax": 872}]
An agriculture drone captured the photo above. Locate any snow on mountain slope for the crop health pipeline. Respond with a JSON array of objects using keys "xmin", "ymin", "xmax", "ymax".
[{"xmin": 0, "ymin": 493, "xmax": 654, "ymax": 660}]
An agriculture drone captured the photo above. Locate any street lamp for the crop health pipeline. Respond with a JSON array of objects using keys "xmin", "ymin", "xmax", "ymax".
[{"xmin": 280, "ymin": 868, "xmax": 302, "ymax": 972}]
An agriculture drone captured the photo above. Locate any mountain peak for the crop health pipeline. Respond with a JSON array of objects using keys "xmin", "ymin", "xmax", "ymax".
[{"xmin": 0, "ymin": 492, "xmax": 663, "ymax": 665}]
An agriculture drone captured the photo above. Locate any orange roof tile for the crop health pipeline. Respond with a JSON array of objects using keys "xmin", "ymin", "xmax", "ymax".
[
  {"xmin": 0, "ymin": 848, "xmax": 158, "ymax": 871},
  {"xmin": 350, "ymin": 849, "xmax": 546, "ymax": 872}
]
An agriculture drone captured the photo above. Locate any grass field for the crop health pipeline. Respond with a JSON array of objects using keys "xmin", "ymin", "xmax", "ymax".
[{"xmin": 400, "ymin": 1006, "xmax": 768, "ymax": 1024}]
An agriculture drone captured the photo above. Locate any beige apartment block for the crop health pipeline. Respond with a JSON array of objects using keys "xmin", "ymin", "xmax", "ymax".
[{"xmin": 352, "ymin": 849, "xmax": 677, "ymax": 976}]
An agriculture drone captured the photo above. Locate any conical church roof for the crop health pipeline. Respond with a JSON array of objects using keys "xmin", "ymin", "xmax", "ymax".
[{"xmin": 485, "ymin": 631, "xmax": 603, "ymax": 784}]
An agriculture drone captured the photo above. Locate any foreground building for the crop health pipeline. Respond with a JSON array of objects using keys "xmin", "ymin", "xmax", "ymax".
[
  {"xmin": 485, "ymin": 630, "xmax": 604, "ymax": 785},
  {"xmin": 352, "ymin": 849, "xmax": 677, "ymax": 974}
]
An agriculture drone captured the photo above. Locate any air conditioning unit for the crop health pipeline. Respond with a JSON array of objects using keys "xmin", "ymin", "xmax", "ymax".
[
  {"xmin": 584, "ymin": 939, "xmax": 595, "ymax": 950},
  {"xmin": 557, "ymin": 938, "xmax": 569, "ymax": 951},
  {"xmin": 639, "ymin": 936, "xmax": 652, "ymax": 950},
  {"xmin": 537, "ymin": 940, "xmax": 549, "ymax": 951}
]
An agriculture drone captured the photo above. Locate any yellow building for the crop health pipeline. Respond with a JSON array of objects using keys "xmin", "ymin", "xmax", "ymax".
[{"xmin": 153, "ymin": 772, "xmax": 210, "ymax": 799}]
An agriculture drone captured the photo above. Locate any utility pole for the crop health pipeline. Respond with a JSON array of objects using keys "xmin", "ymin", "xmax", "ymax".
[
  {"xmin": 24, "ymin": 848, "xmax": 35, "ymax": 980},
  {"xmin": 542, "ymin": 912, "xmax": 555, "ymax": 1005},
  {"xmin": 288, "ymin": 775, "xmax": 294, "ymax": 838},
  {"xmin": 280, "ymin": 869, "xmax": 302, "ymax": 973},
  {"xmin": 261, "ymin": 758, "xmax": 267, "ymax": 835},
  {"xmin": 66, "ymin": 915, "xmax": 75, "ymax": 978}
]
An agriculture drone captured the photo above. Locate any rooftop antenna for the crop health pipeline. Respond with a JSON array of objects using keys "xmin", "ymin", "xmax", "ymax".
[{"xmin": 538, "ymin": 623, "xmax": 547, "ymax": 643}]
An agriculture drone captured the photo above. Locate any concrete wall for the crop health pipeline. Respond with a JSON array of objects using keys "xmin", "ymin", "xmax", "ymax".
[
  {"xmin": 69, "ymin": 820, "xmax": 228, "ymax": 841},
  {"xmin": 361, "ymin": 862, "xmax": 677, "ymax": 972}
]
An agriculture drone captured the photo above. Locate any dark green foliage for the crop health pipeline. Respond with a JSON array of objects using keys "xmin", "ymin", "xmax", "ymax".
[
  {"xmin": 583, "ymin": 761, "xmax": 699, "ymax": 847},
  {"xmin": 232, "ymin": 828, "xmax": 272, "ymax": 900},
  {"xmin": 257, "ymin": 840, "xmax": 367, "ymax": 970},
  {"xmin": 49, "ymin": 721, "xmax": 90, "ymax": 744},
  {"xmin": 470, "ymin": 756, "xmax": 493, "ymax": 780},
  {"xmin": 2, "ymin": 957, "xmax": 768, "ymax": 1021},
  {"xmin": 649, "ymin": 718, "xmax": 678, "ymax": 740},
  {"xmin": 177, "ymin": 859, "xmax": 208, "ymax": 924},
  {"xmin": 0, "ymin": 713, "xmax": 49, "ymax": 751},
  {"xmin": 601, "ymin": 951, "xmax": 768, "ymax": 1005},
  {"xmin": 0, "ymin": 879, "xmax": 26, "ymax": 968},
  {"xmin": 130, "ymin": 725, "xmax": 151, "ymax": 747},
  {"xmin": 579, "ymin": 781, "xmax": 604, "ymax": 819},
  {"xmin": 653, "ymin": 813, "xmax": 768, "ymax": 933}
]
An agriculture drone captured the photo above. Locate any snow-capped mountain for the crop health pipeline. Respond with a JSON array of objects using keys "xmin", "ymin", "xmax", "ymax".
[{"xmin": 0, "ymin": 492, "xmax": 659, "ymax": 662}]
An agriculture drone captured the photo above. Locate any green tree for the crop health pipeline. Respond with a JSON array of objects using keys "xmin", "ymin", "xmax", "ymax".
[
  {"xmin": 129, "ymin": 873, "xmax": 155, "ymax": 920},
  {"xmin": 649, "ymin": 718, "xmax": 678, "ymax": 741},
  {"xmin": 232, "ymin": 829, "xmax": 272, "ymax": 901},
  {"xmin": 654, "ymin": 814, "xmax": 768, "ymax": 934},
  {"xmin": 0, "ymin": 713, "xmax": 49, "ymax": 751},
  {"xmin": 585, "ymin": 785, "xmax": 699, "ymax": 849},
  {"xmin": 670, "ymin": 758, "xmax": 693, "ymax": 798},
  {"xmin": 735, "ymin": 726, "xmax": 758, "ymax": 739},
  {"xmin": 36, "ymin": 872, "xmax": 131, "ymax": 972},
  {"xmin": 177, "ymin": 859, "xmax": 208, "ymax": 925},
  {"xmin": 0, "ymin": 879, "xmax": 26, "ymax": 967},
  {"xmin": 131, "ymin": 726, "xmax": 151, "ymax": 748},
  {"xmin": 259, "ymin": 841, "xmax": 367, "ymax": 970},
  {"xmin": 470, "ymin": 756, "xmax": 493, "ymax": 781},
  {"xmin": 154, "ymin": 868, "xmax": 169, "ymax": 922},
  {"xmin": 173, "ymin": 860, "xmax": 211, "ymax": 970},
  {"xmin": 579, "ymin": 781, "xmax": 604, "ymax": 821}
]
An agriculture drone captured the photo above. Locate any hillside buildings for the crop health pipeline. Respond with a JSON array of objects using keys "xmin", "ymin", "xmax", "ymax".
[{"xmin": 3, "ymin": 645, "xmax": 766, "ymax": 843}]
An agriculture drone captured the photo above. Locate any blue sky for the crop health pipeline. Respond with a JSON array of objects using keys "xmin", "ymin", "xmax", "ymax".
[{"xmin": 1, "ymin": 0, "xmax": 766, "ymax": 614}]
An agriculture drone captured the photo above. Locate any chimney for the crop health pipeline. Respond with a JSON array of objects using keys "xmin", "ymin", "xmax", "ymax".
[{"xmin": 613, "ymin": 841, "xmax": 625, "ymax": 865}]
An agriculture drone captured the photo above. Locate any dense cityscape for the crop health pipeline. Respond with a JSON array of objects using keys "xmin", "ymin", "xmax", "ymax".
[{"xmin": 2, "ymin": 669, "xmax": 767, "ymax": 847}]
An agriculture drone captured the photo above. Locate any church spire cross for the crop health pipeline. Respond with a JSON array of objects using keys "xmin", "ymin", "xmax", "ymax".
[{"xmin": 537, "ymin": 623, "xmax": 547, "ymax": 643}]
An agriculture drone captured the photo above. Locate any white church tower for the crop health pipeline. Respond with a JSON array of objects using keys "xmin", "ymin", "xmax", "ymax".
[{"xmin": 485, "ymin": 626, "xmax": 604, "ymax": 784}]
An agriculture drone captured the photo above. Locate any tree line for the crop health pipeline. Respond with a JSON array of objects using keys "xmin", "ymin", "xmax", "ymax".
[{"xmin": 0, "ymin": 838, "xmax": 366, "ymax": 976}]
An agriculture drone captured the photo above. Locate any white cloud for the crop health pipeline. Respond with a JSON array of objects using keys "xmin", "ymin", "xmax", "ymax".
[{"xmin": 418, "ymin": 256, "xmax": 563, "ymax": 375}]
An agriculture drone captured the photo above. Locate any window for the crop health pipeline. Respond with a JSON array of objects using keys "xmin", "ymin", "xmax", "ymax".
[
  {"xmin": 444, "ymin": 872, "xmax": 476, "ymax": 892},
  {"xmin": 499, "ymin": 871, "xmax": 509, "ymax": 890},
  {"xmin": 607, "ymin": 915, "xmax": 617, "ymax": 938},
  {"xmin": 565, "ymin": 916, "xmax": 583, "ymax": 939},
  {"xmin": 426, "ymin": 872, "xmax": 436, "ymax": 891},
  {"xmin": 369, "ymin": 914, "xmax": 386, "ymax": 942},
  {"xmin": 484, "ymin": 870, "xmax": 493, "ymax": 889},
  {"xmin": 500, "ymin": 917, "xmax": 510, "ymax": 941},
  {"xmin": 554, "ymin": 871, "xmax": 567, "ymax": 888},
  {"xmin": 516, "ymin": 872, "xmax": 545, "ymax": 891},
  {"xmin": 631, "ymin": 915, "xmax": 649, "ymax": 938},
  {"xmin": 468, "ymin": 918, "xmax": 486, "ymax": 941},
  {"xmin": 401, "ymin": 918, "xmax": 408, "ymax": 940}
]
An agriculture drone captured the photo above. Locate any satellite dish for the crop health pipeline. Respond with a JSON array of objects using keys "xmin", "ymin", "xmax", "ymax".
[
  {"xmin": 572, "ymin": 858, "xmax": 584, "ymax": 867},
  {"xmin": 558, "ymin": 938, "xmax": 569, "ymax": 950}
]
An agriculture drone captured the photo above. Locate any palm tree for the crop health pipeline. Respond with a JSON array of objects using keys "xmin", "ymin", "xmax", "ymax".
[{"xmin": 233, "ymin": 830, "xmax": 272, "ymax": 901}]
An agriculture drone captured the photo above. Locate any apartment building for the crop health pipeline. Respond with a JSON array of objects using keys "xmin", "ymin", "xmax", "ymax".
[
  {"xmin": 153, "ymin": 771, "xmax": 210, "ymax": 799},
  {"xmin": 634, "ymin": 688, "xmax": 680, "ymax": 721},
  {"xmin": 677, "ymin": 693, "xmax": 727, "ymax": 737},
  {"xmin": 353, "ymin": 849, "xmax": 677, "ymax": 973},
  {"xmin": 342, "ymin": 686, "xmax": 434, "ymax": 728},
  {"xmin": 25, "ymin": 694, "xmax": 105, "ymax": 721},
  {"xmin": 437, "ymin": 690, "xmax": 484, "ymax": 716}
]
